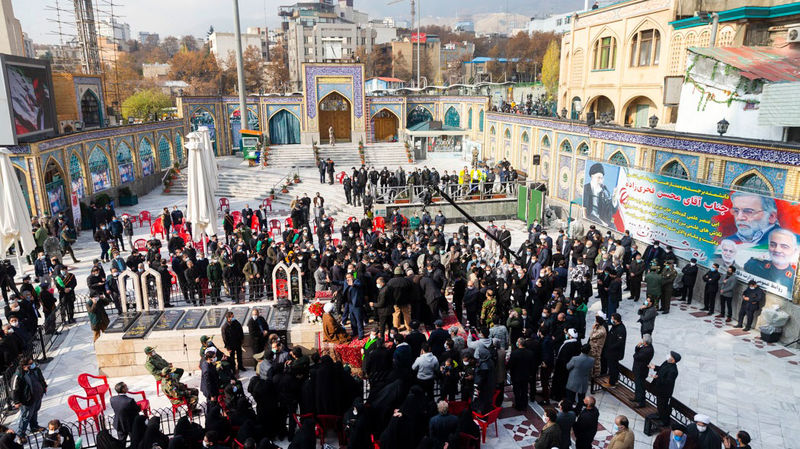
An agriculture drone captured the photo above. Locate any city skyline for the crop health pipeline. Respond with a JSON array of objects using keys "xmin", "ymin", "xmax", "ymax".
[{"xmin": 16, "ymin": 0, "xmax": 583, "ymax": 45}]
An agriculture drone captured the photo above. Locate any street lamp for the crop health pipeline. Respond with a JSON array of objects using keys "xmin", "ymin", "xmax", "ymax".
[
  {"xmin": 648, "ymin": 115, "xmax": 659, "ymax": 128},
  {"xmin": 717, "ymin": 118, "xmax": 729, "ymax": 136}
]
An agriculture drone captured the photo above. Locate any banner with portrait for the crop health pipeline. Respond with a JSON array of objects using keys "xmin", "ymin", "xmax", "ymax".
[{"xmin": 583, "ymin": 161, "xmax": 800, "ymax": 299}]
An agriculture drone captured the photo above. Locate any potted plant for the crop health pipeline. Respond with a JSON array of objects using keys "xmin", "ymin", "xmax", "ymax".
[
  {"xmin": 118, "ymin": 186, "xmax": 138, "ymax": 206},
  {"xmin": 172, "ymin": 161, "xmax": 181, "ymax": 174},
  {"xmin": 293, "ymin": 173, "xmax": 301, "ymax": 184}
]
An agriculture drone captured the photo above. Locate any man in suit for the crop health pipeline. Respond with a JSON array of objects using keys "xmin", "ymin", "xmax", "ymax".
[
  {"xmin": 221, "ymin": 312, "xmax": 245, "ymax": 372},
  {"xmin": 632, "ymin": 334, "xmax": 654, "ymax": 408},
  {"xmin": 650, "ymin": 351, "xmax": 681, "ymax": 425},
  {"xmin": 565, "ymin": 344, "xmax": 595, "ymax": 406},
  {"xmin": 681, "ymin": 258, "xmax": 699, "ymax": 304},
  {"xmin": 507, "ymin": 337, "xmax": 536, "ymax": 411},
  {"xmin": 247, "ymin": 309, "xmax": 269, "ymax": 355},
  {"xmin": 110, "ymin": 382, "xmax": 141, "ymax": 442},
  {"xmin": 701, "ymin": 263, "xmax": 721, "ymax": 314},
  {"xmin": 573, "ymin": 396, "xmax": 600, "ymax": 449}
]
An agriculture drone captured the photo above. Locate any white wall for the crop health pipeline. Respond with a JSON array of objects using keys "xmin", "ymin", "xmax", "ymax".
[{"xmin": 675, "ymin": 53, "xmax": 784, "ymax": 141}]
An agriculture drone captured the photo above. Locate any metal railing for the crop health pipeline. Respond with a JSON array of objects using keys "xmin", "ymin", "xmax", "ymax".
[{"xmin": 370, "ymin": 181, "xmax": 519, "ymax": 205}]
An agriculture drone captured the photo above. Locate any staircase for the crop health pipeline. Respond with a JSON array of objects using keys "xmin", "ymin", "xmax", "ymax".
[
  {"xmin": 266, "ymin": 142, "xmax": 410, "ymax": 169},
  {"xmin": 165, "ymin": 157, "xmax": 290, "ymax": 200}
]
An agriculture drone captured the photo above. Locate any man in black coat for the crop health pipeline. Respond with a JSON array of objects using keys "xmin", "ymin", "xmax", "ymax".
[
  {"xmin": 680, "ymin": 258, "xmax": 699, "ymax": 303},
  {"xmin": 247, "ymin": 309, "xmax": 269, "ymax": 355},
  {"xmin": 604, "ymin": 313, "xmax": 626, "ymax": 387},
  {"xmin": 650, "ymin": 351, "xmax": 680, "ymax": 425},
  {"xmin": 110, "ymin": 382, "xmax": 141, "ymax": 442},
  {"xmin": 573, "ymin": 396, "xmax": 600, "ymax": 449},
  {"xmin": 701, "ymin": 263, "xmax": 721, "ymax": 314},
  {"xmin": 221, "ymin": 312, "xmax": 245, "ymax": 372},
  {"xmin": 507, "ymin": 337, "xmax": 536, "ymax": 411},
  {"xmin": 632, "ymin": 334, "xmax": 655, "ymax": 408},
  {"xmin": 200, "ymin": 350, "xmax": 220, "ymax": 404}
]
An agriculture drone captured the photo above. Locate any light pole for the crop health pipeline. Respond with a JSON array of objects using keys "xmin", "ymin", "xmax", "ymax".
[
  {"xmin": 232, "ymin": 0, "xmax": 248, "ymax": 134},
  {"xmin": 416, "ymin": 0, "xmax": 421, "ymax": 88}
]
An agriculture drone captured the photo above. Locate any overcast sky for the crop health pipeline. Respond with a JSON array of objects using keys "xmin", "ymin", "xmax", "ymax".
[{"xmin": 16, "ymin": 0, "xmax": 583, "ymax": 45}]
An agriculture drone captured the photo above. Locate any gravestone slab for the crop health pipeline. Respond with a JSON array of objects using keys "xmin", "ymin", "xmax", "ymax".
[
  {"xmin": 271, "ymin": 306, "xmax": 292, "ymax": 331},
  {"xmin": 291, "ymin": 304, "xmax": 304, "ymax": 324},
  {"xmin": 176, "ymin": 309, "xmax": 206, "ymax": 330},
  {"xmin": 122, "ymin": 311, "xmax": 162, "ymax": 339},
  {"xmin": 152, "ymin": 310, "xmax": 185, "ymax": 331},
  {"xmin": 230, "ymin": 306, "xmax": 249, "ymax": 325},
  {"xmin": 200, "ymin": 308, "xmax": 228, "ymax": 329},
  {"xmin": 106, "ymin": 312, "xmax": 141, "ymax": 334}
]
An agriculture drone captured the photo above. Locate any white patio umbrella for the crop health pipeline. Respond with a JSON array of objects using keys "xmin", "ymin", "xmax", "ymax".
[
  {"xmin": 197, "ymin": 126, "xmax": 219, "ymax": 191},
  {"xmin": 184, "ymin": 134, "xmax": 218, "ymax": 255},
  {"xmin": 0, "ymin": 148, "xmax": 35, "ymax": 272}
]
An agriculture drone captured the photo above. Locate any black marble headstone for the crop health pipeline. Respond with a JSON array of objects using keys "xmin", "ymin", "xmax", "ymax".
[
  {"xmin": 200, "ymin": 308, "xmax": 228, "ymax": 329},
  {"xmin": 106, "ymin": 312, "xmax": 141, "ymax": 334},
  {"xmin": 290, "ymin": 304, "xmax": 304, "ymax": 324},
  {"xmin": 122, "ymin": 311, "xmax": 162, "ymax": 339},
  {"xmin": 176, "ymin": 309, "xmax": 206, "ymax": 330},
  {"xmin": 152, "ymin": 310, "xmax": 185, "ymax": 331},
  {"xmin": 270, "ymin": 306, "xmax": 292, "ymax": 331},
  {"xmin": 230, "ymin": 306, "xmax": 249, "ymax": 325}
]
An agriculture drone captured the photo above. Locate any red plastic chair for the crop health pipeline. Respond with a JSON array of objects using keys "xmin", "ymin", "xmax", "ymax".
[
  {"xmin": 371, "ymin": 435, "xmax": 381, "ymax": 449},
  {"xmin": 133, "ymin": 239, "xmax": 148, "ymax": 252},
  {"xmin": 332, "ymin": 238, "xmax": 341, "ymax": 246},
  {"xmin": 458, "ymin": 432, "xmax": 480, "ymax": 449},
  {"xmin": 472, "ymin": 407, "xmax": 502, "ymax": 443},
  {"xmin": 67, "ymin": 395, "xmax": 104, "ymax": 435},
  {"xmin": 77, "ymin": 373, "xmax": 111, "ymax": 410},
  {"xmin": 447, "ymin": 399, "xmax": 470, "ymax": 417},
  {"xmin": 232, "ymin": 211, "xmax": 242, "ymax": 226},
  {"xmin": 261, "ymin": 198, "xmax": 273, "ymax": 211},
  {"xmin": 347, "ymin": 216, "xmax": 357, "ymax": 224},
  {"xmin": 128, "ymin": 390, "xmax": 151, "ymax": 417},
  {"xmin": 336, "ymin": 171, "xmax": 346, "ymax": 184},
  {"xmin": 316, "ymin": 414, "xmax": 344, "ymax": 446},
  {"xmin": 285, "ymin": 217, "xmax": 293, "ymax": 229},
  {"xmin": 373, "ymin": 216, "xmax": 385, "ymax": 232},
  {"xmin": 219, "ymin": 198, "xmax": 230, "ymax": 212},
  {"xmin": 268, "ymin": 219, "xmax": 282, "ymax": 232},
  {"xmin": 156, "ymin": 380, "xmax": 161, "ymax": 396},
  {"xmin": 171, "ymin": 272, "xmax": 178, "ymax": 293},
  {"xmin": 165, "ymin": 391, "xmax": 193, "ymax": 419},
  {"xmin": 275, "ymin": 279, "xmax": 289, "ymax": 299},
  {"xmin": 151, "ymin": 217, "xmax": 166, "ymax": 239},
  {"xmin": 139, "ymin": 211, "xmax": 152, "ymax": 228}
]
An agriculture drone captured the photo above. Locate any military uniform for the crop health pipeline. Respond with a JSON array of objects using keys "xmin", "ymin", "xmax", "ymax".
[
  {"xmin": 744, "ymin": 258, "xmax": 795, "ymax": 292},
  {"xmin": 659, "ymin": 264, "xmax": 677, "ymax": 313},
  {"xmin": 144, "ymin": 348, "xmax": 183, "ymax": 381},
  {"xmin": 160, "ymin": 368, "xmax": 198, "ymax": 409}
]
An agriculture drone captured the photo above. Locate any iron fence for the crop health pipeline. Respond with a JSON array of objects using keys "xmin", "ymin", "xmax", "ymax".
[{"xmin": 372, "ymin": 181, "xmax": 518, "ymax": 205}]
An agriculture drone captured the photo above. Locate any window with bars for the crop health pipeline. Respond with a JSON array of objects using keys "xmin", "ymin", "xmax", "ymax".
[
  {"xmin": 630, "ymin": 29, "xmax": 660, "ymax": 67},
  {"xmin": 577, "ymin": 143, "xmax": 589, "ymax": 155},
  {"xmin": 158, "ymin": 137, "xmax": 172, "ymax": 170},
  {"xmin": 593, "ymin": 36, "xmax": 616, "ymax": 70},
  {"xmin": 541, "ymin": 135, "xmax": 551, "ymax": 149},
  {"xmin": 734, "ymin": 173, "xmax": 772, "ymax": 196},
  {"xmin": 661, "ymin": 160, "xmax": 688, "ymax": 179},
  {"xmin": 521, "ymin": 132, "xmax": 529, "ymax": 143},
  {"xmin": 609, "ymin": 151, "xmax": 628, "ymax": 167},
  {"xmin": 561, "ymin": 140, "xmax": 572, "ymax": 153}
]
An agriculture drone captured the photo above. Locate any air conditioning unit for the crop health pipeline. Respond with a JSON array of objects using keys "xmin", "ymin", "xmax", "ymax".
[{"xmin": 787, "ymin": 25, "xmax": 800, "ymax": 43}]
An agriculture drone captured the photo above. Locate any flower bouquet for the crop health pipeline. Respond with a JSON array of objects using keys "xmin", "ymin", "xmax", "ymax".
[{"xmin": 307, "ymin": 301, "xmax": 324, "ymax": 323}]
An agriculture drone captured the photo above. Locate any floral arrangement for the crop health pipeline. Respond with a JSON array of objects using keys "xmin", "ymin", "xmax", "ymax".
[{"xmin": 307, "ymin": 301, "xmax": 325, "ymax": 323}]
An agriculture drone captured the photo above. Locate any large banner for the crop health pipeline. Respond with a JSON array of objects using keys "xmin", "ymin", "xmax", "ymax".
[{"xmin": 583, "ymin": 161, "xmax": 799, "ymax": 299}]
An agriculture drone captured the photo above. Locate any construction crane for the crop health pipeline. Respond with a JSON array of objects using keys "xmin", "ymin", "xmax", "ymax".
[{"xmin": 387, "ymin": 0, "xmax": 420, "ymax": 87}]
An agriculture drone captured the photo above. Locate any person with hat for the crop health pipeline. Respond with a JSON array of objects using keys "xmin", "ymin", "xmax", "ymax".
[
  {"xmin": 687, "ymin": 414, "xmax": 721, "ymax": 449},
  {"xmin": 199, "ymin": 335, "xmax": 218, "ymax": 359},
  {"xmin": 653, "ymin": 423, "xmax": 698, "ymax": 449},
  {"xmin": 650, "ymin": 350, "xmax": 681, "ymax": 425},
  {"xmin": 701, "ymin": 263, "xmax": 721, "ymax": 315},
  {"xmin": 161, "ymin": 367, "xmax": 199, "ymax": 411},
  {"xmin": 632, "ymin": 334, "xmax": 654, "ymax": 408},
  {"xmin": 322, "ymin": 302, "xmax": 349, "ymax": 344},
  {"xmin": 144, "ymin": 347, "xmax": 182, "ymax": 381},
  {"xmin": 735, "ymin": 279, "xmax": 765, "ymax": 331},
  {"xmin": 583, "ymin": 163, "xmax": 618, "ymax": 227},
  {"xmin": 644, "ymin": 264, "xmax": 663, "ymax": 309},
  {"xmin": 659, "ymin": 260, "xmax": 677, "ymax": 313}
]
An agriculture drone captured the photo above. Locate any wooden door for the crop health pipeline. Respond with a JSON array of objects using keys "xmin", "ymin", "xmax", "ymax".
[
  {"xmin": 318, "ymin": 92, "xmax": 351, "ymax": 143},
  {"xmin": 372, "ymin": 112, "xmax": 398, "ymax": 142}
]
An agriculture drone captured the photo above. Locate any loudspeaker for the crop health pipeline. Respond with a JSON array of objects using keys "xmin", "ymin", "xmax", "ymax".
[
  {"xmin": 532, "ymin": 155, "xmax": 541, "ymax": 165},
  {"xmin": 586, "ymin": 111, "xmax": 596, "ymax": 126}
]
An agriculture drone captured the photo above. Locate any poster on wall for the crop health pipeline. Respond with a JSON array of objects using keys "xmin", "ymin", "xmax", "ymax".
[
  {"xmin": 71, "ymin": 178, "xmax": 85, "ymax": 199},
  {"xmin": 0, "ymin": 55, "xmax": 57, "ymax": 144},
  {"xmin": 141, "ymin": 157, "xmax": 154, "ymax": 176},
  {"xmin": 70, "ymin": 191, "xmax": 81, "ymax": 229},
  {"xmin": 92, "ymin": 170, "xmax": 110, "ymax": 192},
  {"xmin": 47, "ymin": 183, "xmax": 66, "ymax": 214},
  {"xmin": 119, "ymin": 163, "xmax": 134, "ymax": 184},
  {"xmin": 583, "ymin": 161, "xmax": 800, "ymax": 299}
]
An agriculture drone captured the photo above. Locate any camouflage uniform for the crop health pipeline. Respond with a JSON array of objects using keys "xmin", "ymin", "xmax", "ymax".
[{"xmin": 160, "ymin": 368, "xmax": 198, "ymax": 409}]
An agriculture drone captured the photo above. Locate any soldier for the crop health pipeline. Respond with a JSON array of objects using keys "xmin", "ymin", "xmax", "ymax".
[
  {"xmin": 659, "ymin": 261, "xmax": 677, "ymax": 314},
  {"xmin": 207, "ymin": 256, "xmax": 223, "ymax": 305},
  {"xmin": 144, "ymin": 347, "xmax": 183, "ymax": 381},
  {"xmin": 160, "ymin": 367, "xmax": 198, "ymax": 411}
]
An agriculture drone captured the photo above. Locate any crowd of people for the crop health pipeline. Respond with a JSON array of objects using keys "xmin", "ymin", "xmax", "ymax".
[{"xmin": 0, "ymin": 181, "xmax": 759, "ymax": 449}]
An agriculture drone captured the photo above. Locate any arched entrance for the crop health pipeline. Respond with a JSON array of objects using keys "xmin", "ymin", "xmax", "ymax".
[
  {"xmin": 371, "ymin": 109, "xmax": 398, "ymax": 142},
  {"xmin": 80, "ymin": 90, "xmax": 102, "ymax": 128},
  {"xmin": 587, "ymin": 95, "xmax": 615, "ymax": 123},
  {"xmin": 44, "ymin": 158, "xmax": 68, "ymax": 214},
  {"xmin": 318, "ymin": 92, "xmax": 351, "ymax": 143},
  {"xmin": 407, "ymin": 106, "xmax": 433, "ymax": 128},
  {"xmin": 268, "ymin": 109, "xmax": 301, "ymax": 144},
  {"xmin": 444, "ymin": 107, "xmax": 460, "ymax": 128},
  {"xmin": 229, "ymin": 106, "xmax": 259, "ymax": 153},
  {"xmin": 623, "ymin": 96, "xmax": 657, "ymax": 127}
]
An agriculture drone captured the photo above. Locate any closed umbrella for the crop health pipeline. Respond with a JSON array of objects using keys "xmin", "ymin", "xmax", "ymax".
[
  {"xmin": 185, "ymin": 134, "xmax": 218, "ymax": 256},
  {"xmin": 0, "ymin": 148, "xmax": 35, "ymax": 272},
  {"xmin": 197, "ymin": 126, "xmax": 218, "ymax": 191}
]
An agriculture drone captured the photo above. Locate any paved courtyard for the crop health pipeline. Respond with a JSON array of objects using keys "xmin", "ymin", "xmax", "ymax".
[{"xmin": 4, "ymin": 151, "xmax": 799, "ymax": 448}]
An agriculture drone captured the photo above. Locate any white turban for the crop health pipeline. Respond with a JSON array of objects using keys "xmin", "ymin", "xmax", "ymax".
[
  {"xmin": 323, "ymin": 302, "xmax": 334, "ymax": 314},
  {"xmin": 567, "ymin": 328, "xmax": 578, "ymax": 339},
  {"xmin": 694, "ymin": 414, "xmax": 710, "ymax": 424}
]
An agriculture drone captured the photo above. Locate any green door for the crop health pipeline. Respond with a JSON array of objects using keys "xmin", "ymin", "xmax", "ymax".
[
  {"xmin": 517, "ymin": 185, "xmax": 528, "ymax": 221},
  {"xmin": 517, "ymin": 184, "xmax": 544, "ymax": 226},
  {"xmin": 634, "ymin": 104, "xmax": 649, "ymax": 127}
]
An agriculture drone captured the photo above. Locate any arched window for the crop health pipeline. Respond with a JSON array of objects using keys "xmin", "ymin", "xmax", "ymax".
[
  {"xmin": 467, "ymin": 108, "xmax": 473, "ymax": 129},
  {"xmin": 69, "ymin": 152, "xmax": 85, "ymax": 199},
  {"xmin": 80, "ymin": 90, "xmax": 102, "ymax": 127},
  {"xmin": 734, "ymin": 173, "xmax": 772, "ymax": 196},
  {"xmin": 630, "ymin": 28, "xmax": 661, "ymax": 67},
  {"xmin": 89, "ymin": 147, "xmax": 112, "ymax": 192},
  {"xmin": 503, "ymin": 128, "xmax": 511, "ymax": 139},
  {"xmin": 661, "ymin": 160, "xmax": 688, "ymax": 179},
  {"xmin": 478, "ymin": 110, "xmax": 484, "ymax": 131},
  {"xmin": 490, "ymin": 126, "xmax": 496, "ymax": 136},
  {"xmin": 577, "ymin": 142, "xmax": 589, "ymax": 155},
  {"xmin": 444, "ymin": 107, "xmax": 460, "ymax": 128},
  {"xmin": 560, "ymin": 140, "xmax": 572, "ymax": 153},
  {"xmin": 541, "ymin": 134, "xmax": 551, "ymax": 149},
  {"xmin": 117, "ymin": 142, "xmax": 135, "ymax": 184},
  {"xmin": 593, "ymin": 36, "xmax": 617, "ymax": 70},
  {"xmin": 139, "ymin": 138, "xmax": 155, "ymax": 176},
  {"xmin": 158, "ymin": 136, "xmax": 172, "ymax": 170},
  {"xmin": 175, "ymin": 133, "xmax": 184, "ymax": 162},
  {"xmin": 521, "ymin": 132, "xmax": 529, "ymax": 143},
  {"xmin": 609, "ymin": 151, "xmax": 628, "ymax": 167}
]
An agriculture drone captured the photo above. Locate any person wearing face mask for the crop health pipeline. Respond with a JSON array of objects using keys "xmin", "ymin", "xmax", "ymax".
[
  {"xmin": 573, "ymin": 396, "xmax": 599, "ymax": 449},
  {"xmin": 723, "ymin": 431, "xmax": 751, "ymax": 449},
  {"xmin": 681, "ymin": 258, "xmax": 700, "ymax": 303},
  {"xmin": 200, "ymin": 349, "xmax": 220, "ymax": 405},
  {"xmin": 654, "ymin": 423, "xmax": 698, "ymax": 449},
  {"xmin": 104, "ymin": 268, "xmax": 122, "ymax": 313},
  {"xmin": 43, "ymin": 419, "xmax": 75, "ymax": 449},
  {"xmin": 221, "ymin": 312, "xmax": 245, "ymax": 372},
  {"xmin": 93, "ymin": 223, "xmax": 112, "ymax": 263},
  {"xmin": 86, "ymin": 295, "xmax": 111, "ymax": 341},
  {"xmin": 247, "ymin": 309, "xmax": 269, "ymax": 355},
  {"xmin": 13, "ymin": 358, "xmax": 47, "ymax": 439},
  {"xmin": 606, "ymin": 415, "xmax": 634, "ymax": 449},
  {"xmin": 534, "ymin": 408, "xmax": 561, "ymax": 449},
  {"xmin": 687, "ymin": 414, "xmax": 721, "ymax": 449},
  {"xmin": 54, "ymin": 267, "xmax": 77, "ymax": 323},
  {"xmin": 701, "ymin": 263, "xmax": 721, "ymax": 315},
  {"xmin": 650, "ymin": 350, "xmax": 681, "ymax": 425}
]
